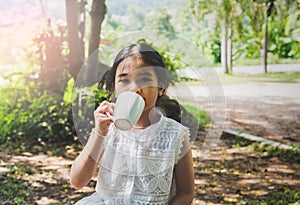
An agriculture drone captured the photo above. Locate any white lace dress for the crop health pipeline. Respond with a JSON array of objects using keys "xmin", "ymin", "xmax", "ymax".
[{"xmin": 75, "ymin": 114, "xmax": 190, "ymax": 205}]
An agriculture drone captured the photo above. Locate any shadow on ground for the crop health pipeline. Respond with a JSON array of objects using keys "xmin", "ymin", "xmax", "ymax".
[{"xmin": 1, "ymin": 131, "xmax": 299, "ymax": 204}]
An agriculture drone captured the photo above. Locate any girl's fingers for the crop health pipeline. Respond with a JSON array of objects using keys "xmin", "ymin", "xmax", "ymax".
[
  {"xmin": 94, "ymin": 113, "xmax": 113, "ymax": 122},
  {"xmin": 109, "ymin": 104, "xmax": 114, "ymax": 114},
  {"xmin": 94, "ymin": 101, "xmax": 114, "ymax": 136},
  {"xmin": 95, "ymin": 101, "xmax": 114, "ymax": 114}
]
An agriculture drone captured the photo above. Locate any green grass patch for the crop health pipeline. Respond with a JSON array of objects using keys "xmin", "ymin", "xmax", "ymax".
[
  {"xmin": 178, "ymin": 77, "xmax": 205, "ymax": 86},
  {"xmin": 220, "ymin": 71, "xmax": 300, "ymax": 84},
  {"xmin": 179, "ymin": 100, "xmax": 211, "ymax": 128},
  {"xmin": 223, "ymin": 132, "xmax": 300, "ymax": 163},
  {"xmin": 0, "ymin": 165, "xmax": 34, "ymax": 204},
  {"xmin": 253, "ymin": 143, "xmax": 300, "ymax": 163},
  {"xmin": 247, "ymin": 188, "xmax": 300, "ymax": 205},
  {"xmin": 233, "ymin": 56, "xmax": 300, "ymax": 66},
  {"xmin": 222, "ymin": 132, "xmax": 254, "ymax": 148},
  {"xmin": 180, "ymin": 71, "xmax": 300, "ymax": 86}
]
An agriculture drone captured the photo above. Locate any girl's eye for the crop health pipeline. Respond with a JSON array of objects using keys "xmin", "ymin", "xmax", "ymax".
[
  {"xmin": 119, "ymin": 79, "xmax": 130, "ymax": 84},
  {"xmin": 139, "ymin": 78, "xmax": 152, "ymax": 83}
]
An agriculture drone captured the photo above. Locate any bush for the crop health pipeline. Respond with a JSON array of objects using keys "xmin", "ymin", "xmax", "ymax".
[{"xmin": 0, "ymin": 83, "xmax": 74, "ymax": 153}]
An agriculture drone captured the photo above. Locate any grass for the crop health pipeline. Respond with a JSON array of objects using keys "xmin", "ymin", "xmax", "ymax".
[
  {"xmin": 233, "ymin": 56, "xmax": 300, "ymax": 66},
  {"xmin": 224, "ymin": 133, "xmax": 300, "ymax": 163},
  {"xmin": 223, "ymin": 133, "xmax": 300, "ymax": 205},
  {"xmin": 0, "ymin": 165, "xmax": 32, "ymax": 204},
  {"xmin": 225, "ymin": 131, "xmax": 300, "ymax": 163},
  {"xmin": 179, "ymin": 100, "xmax": 211, "ymax": 128},
  {"xmin": 179, "ymin": 71, "xmax": 300, "ymax": 86},
  {"xmin": 253, "ymin": 143, "xmax": 300, "ymax": 164},
  {"xmin": 247, "ymin": 189, "xmax": 300, "ymax": 205},
  {"xmin": 220, "ymin": 71, "xmax": 300, "ymax": 84}
]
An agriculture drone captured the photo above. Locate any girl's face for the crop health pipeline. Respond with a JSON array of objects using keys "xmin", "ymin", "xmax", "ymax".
[{"xmin": 114, "ymin": 55, "xmax": 164, "ymax": 112}]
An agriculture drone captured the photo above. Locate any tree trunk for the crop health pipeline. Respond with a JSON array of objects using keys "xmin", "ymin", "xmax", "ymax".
[
  {"xmin": 227, "ymin": 26, "xmax": 232, "ymax": 74},
  {"xmin": 66, "ymin": 0, "xmax": 85, "ymax": 79},
  {"xmin": 221, "ymin": 20, "xmax": 229, "ymax": 74},
  {"xmin": 88, "ymin": 0, "xmax": 107, "ymax": 56},
  {"xmin": 263, "ymin": 6, "xmax": 268, "ymax": 73}
]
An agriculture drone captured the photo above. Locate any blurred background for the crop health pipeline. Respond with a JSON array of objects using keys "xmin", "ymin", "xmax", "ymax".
[{"xmin": 0, "ymin": 0, "xmax": 299, "ymax": 204}]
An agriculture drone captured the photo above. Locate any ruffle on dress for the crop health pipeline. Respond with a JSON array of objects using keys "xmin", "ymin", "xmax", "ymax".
[{"xmin": 75, "ymin": 113, "xmax": 191, "ymax": 205}]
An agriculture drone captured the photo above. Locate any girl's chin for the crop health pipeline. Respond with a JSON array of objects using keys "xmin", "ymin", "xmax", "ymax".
[{"xmin": 142, "ymin": 106, "xmax": 156, "ymax": 114}]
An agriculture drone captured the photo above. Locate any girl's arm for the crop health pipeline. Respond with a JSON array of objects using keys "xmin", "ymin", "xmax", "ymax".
[
  {"xmin": 70, "ymin": 151, "xmax": 98, "ymax": 189},
  {"xmin": 69, "ymin": 131, "xmax": 104, "ymax": 189},
  {"xmin": 70, "ymin": 101, "xmax": 113, "ymax": 189},
  {"xmin": 170, "ymin": 149, "xmax": 195, "ymax": 205}
]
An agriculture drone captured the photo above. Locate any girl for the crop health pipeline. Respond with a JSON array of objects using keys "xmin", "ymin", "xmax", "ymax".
[{"xmin": 70, "ymin": 43, "xmax": 195, "ymax": 205}]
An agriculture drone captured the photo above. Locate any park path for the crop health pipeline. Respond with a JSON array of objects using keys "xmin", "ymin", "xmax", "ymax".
[
  {"xmin": 184, "ymin": 81, "xmax": 300, "ymax": 101},
  {"xmin": 173, "ymin": 81, "xmax": 300, "ymax": 146},
  {"xmin": 181, "ymin": 79, "xmax": 300, "ymax": 204}
]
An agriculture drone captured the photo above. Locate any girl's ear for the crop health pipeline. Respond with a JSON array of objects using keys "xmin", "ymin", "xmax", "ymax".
[
  {"xmin": 158, "ymin": 88, "xmax": 165, "ymax": 96},
  {"xmin": 158, "ymin": 81, "xmax": 166, "ymax": 96}
]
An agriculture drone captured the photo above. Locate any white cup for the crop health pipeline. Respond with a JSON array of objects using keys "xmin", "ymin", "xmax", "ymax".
[{"xmin": 108, "ymin": 91, "xmax": 145, "ymax": 131}]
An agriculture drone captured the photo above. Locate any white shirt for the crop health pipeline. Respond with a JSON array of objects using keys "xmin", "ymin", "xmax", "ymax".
[{"xmin": 76, "ymin": 114, "xmax": 190, "ymax": 205}]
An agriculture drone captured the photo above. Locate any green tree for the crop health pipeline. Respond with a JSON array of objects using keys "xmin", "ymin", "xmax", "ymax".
[
  {"xmin": 243, "ymin": 0, "xmax": 299, "ymax": 72},
  {"xmin": 189, "ymin": 0, "xmax": 245, "ymax": 74},
  {"xmin": 145, "ymin": 8, "xmax": 175, "ymax": 34},
  {"xmin": 125, "ymin": 5, "xmax": 145, "ymax": 30},
  {"xmin": 31, "ymin": 20, "xmax": 69, "ymax": 95},
  {"xmin": 268, "ymin": 0, "xmax": 300, "ymax": 59},
  {"xmin": 251, "ymin": 0, "xmax": 276, "ymax": 73}
]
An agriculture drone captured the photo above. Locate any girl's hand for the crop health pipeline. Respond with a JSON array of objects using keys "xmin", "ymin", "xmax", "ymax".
[{"xmin": 94, "ymin": 101, "xmax": 114, "ymax": 136}]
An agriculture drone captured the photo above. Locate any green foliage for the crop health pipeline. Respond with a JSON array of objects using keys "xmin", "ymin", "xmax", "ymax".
[
  {"xmin": 0, "ymin": 19, "xmax": 74, "ymax": 153},
  {"xmin": 188, "ymin": 0, "xmax": 300, "ymax": 65},
  {"xmin": 72, "ymin": 83, "xmax": 109, "ymax": 139},
  {"xmin": 211, "ymin": 40, "xmax": 221, "ymax": 63},
  {"xmin": 106, "ymin": 0, "xmax": 182, "ymax": 16},
  {"xmin": 124, "ymin": 5, "xmax": 145, "ymax": 30},
  {"xmin": 28, "ymin": 21, "xmax": 70, "ymax": 95},
  {"xmin": 247, "ymin": 188, "xmax": 300, "ymax": 205},
  {"xmin": 0, "ymin": 175, "xmax": 31, "ymax": 204},
  {"xmin": 0, "ymin": 165, "xmax": 32, "ymax": 204},
  {"xmin": 178, "ymin": 100, "xmax": 211, "ymax": 128},
  {"xmin": 0, "ymin": 82, "xmax": 74, "ymax": 153},
  {"xmin": 218, "ymin": 72, "xmax": 300, "ymax": 84},
  {"xmin": 253, "ymin": 143, "xmax": 300, "ymax": 163},
  {"xmin": 103, "ymin": 0, "xmax": 300, "ymax": 68},
  {"xmin": 223, "ymin": 132, "xmax": 253, "ymax": 148},
  {"xmin": 145, "ymin": 8, "xmax": 175, "ymax": 34},
  {"xmin": 224, "ymin": 132, "xmax": 300, "ymax": 163},
  {"xmin": 160, "ymin": 51, "xmax": 187, "ymax": 78}
]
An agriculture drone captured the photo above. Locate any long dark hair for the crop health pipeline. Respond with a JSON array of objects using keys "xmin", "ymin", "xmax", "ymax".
[{"xmin": 105, "ymin": 43, "xmax": 181, "ymax": 122}]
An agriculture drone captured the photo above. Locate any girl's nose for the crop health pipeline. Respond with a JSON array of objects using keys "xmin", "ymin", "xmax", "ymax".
[{"xmin": 129, "ymin": 82, "xmax": 142, "ymax": 93}]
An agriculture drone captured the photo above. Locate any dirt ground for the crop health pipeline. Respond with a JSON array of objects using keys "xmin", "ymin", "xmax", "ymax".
[
  {"xmin": 1, "ymin": 82, "xmax": 300, "ymax": 204},
  {"xmin": 194, "ymin": 82, "xmax": 300, "ymax": 146},
  {"xmin": 191, "ymin": 86, "xmax": 300, "ymax": 204},
  {"xmin": 211, "ymin": 96, "xmax": 299, "ymax": 146}
]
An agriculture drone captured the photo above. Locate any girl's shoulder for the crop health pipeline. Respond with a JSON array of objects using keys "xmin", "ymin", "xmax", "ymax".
[
  {"xmin": 161, "ymin": 116, "xmax": 190, "ymax": 138},
  {"xmin": 163, "ymin": 116, "xmax": 188, "ymax": 131}
]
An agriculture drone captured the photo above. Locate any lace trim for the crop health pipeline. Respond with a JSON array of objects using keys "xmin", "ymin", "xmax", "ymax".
[
  {"xmin": 175, "ymin": 125, "xmax": 191, "ymax": 164},
  {"xmin": 119, "ymin": 113, "xmax": 166, "ymax": 142},
  {"xmin": 95, "ymin": 116, "xmax": 190, "ymax": 204}
]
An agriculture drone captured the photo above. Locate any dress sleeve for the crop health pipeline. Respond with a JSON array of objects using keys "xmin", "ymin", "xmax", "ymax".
[{"xmin": 175, "ymin": 126, "xmax": 191, "ymax": 164}]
